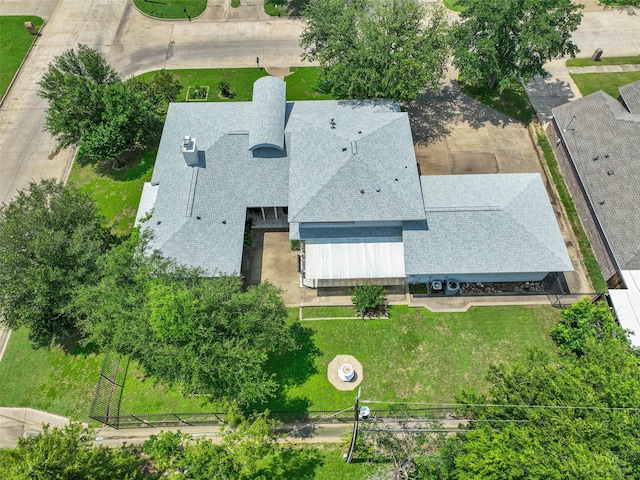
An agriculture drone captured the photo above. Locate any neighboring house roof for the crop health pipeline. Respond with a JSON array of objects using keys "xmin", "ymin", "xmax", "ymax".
[
  {"xmin": 403, "ymin": 174, "xmax": 574, "ymax": 276},
  {"xmin": 619, "ymin": 80, "xmax": 640, "ymax": 113},
  {"xmin": 552, "ymin": 83, "xmax": 640, "ymax": 271},
  {"xmin": 609, "ymin": 270, "xmax": 640, "ymax": 347}
]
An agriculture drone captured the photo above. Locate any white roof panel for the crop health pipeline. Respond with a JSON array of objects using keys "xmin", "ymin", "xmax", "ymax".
[
  {"xmin": 134, "ymin": 182, "xmax": 159, "ymax": 228},
  {"xmin": 305, "ymin": 238, "xmax": 405, "ymax": 280},
  {"xmin": 610, "ymin": 270, "xmax": 640, "ymax": 347}
]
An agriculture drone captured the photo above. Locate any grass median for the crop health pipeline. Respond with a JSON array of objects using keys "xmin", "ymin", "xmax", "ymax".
[
  {"xmin": 0, "ymin": 16, "xmax": 43, "ymax": 98},
  {"xmin": 132, "ymin": 0, "xmax": 207, "ymax": 19}
]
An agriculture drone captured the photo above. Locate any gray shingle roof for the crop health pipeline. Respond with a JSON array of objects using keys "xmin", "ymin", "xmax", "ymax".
[
  {"xmin": 142, "ymin": 102, "xmax": 289, "ymax": 275},
  {"xmin": 142, "ymin": 81, "xmax": 424, "ymax": 275},
  {"xmin": 287, "ymin": 101, "xmax": 425, "ymax": 223},
  {"xmin": 619, "ymin": 80, "xmax": 640, "ymax": 113},
  {"xmin": 249, "ymin": 76, "xmax": 286, "ymax": 151},
  {"xmin": 403, "ymin": 174, "xmax": 573, "ymax": 275},
  {"xmin": 553, "ymin": 84, "xmax": 640, "ymax": 270}
]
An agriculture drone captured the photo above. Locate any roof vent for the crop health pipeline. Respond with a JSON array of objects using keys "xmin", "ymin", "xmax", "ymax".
[
  {"xmin": 593, "ymin": 156, "xmax": 599, "ymax": 161},
  {"xmin": 181, "ymin": 135, "xmax": 199, "ymax": 166},
  {"xmin": 360, "ymin": 189, "xmax": 365, "ymax": 195},
  {"xmin": 342, "ymin": 147, "xmax": 347, "ymax": 152},
  {"xmin": 607, "ymin": 170, "xmax": 615, "ymax": 176},
  {"xmin": 375, "ymin": 187, "xmax": 380, "ymax": 192},
  {"xmin": 605, "ymin": 154, "xmax": 610, "ymax": 158},
  {"xmin": 330, "ymin": 117, "xmax": 336, "ymax": 129}
]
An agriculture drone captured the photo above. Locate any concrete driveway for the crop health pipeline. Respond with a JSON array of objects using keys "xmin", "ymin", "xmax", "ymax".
[
  {"xmin": 242, "ymin": 231, "xmax": 300, "ymax": 306},
  {"xmin": 408, "ymin": 75, "xmax": 542, "ymax": 177}
]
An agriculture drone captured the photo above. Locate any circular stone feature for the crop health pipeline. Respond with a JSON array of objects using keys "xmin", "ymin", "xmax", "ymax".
[
  {"xmin": 327, "ymin": 355, "xmax": 363, "ymax": 391},
  {"xmin": 338, "ymin": 363, "xmax": 355, "ymax": 382}
]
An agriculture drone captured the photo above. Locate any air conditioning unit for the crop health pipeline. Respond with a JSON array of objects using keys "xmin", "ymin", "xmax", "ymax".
[
  {"xmin": 445, "ymin": 280, "xmax": 460, "ymax": 296},
  {"xmin": 430, "ymin": 281, "xmax": 443, "ymax": 293}
]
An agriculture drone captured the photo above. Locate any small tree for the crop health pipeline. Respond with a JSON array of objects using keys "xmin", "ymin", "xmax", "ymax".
[{"xmin": 351, "ymin": 283, "xmax": 387, "ymax": 319}]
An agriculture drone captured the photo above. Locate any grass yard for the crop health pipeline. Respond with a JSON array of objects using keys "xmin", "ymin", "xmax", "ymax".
[
  {"xmin": 67, "ymin": 141, "xmax": 157, "ymax": 237},
  {"xmin": 443, "ymin": 0, "xmax": 466, "ymax": 12},
  {"xmin": 537, "ymin": 134, "xmax": 607, "ymax": 292},
  {"xmin": 570, "ymin": 71, "xmax": 640, "ymax": 98},
  {"xmin": 0, "ymin": 16, "xmax": 43, "ymax": 99},
  {"xmin": 137, "ymin": 68, "xmax": 269, "ymax": 103},
  {"xmin": 132, "ymin": 0, "xmax": 207, "ymax": 19},
  {"xmin": 118, "ymin": 361, "xmax": 219, "ymax": 414},
  {"xmin": 0, "ymin": 329, "xmax": 103, "ymax": 421},
  {"xmin": 285, "ymin": 67, "xmax": 334, "ymax": 101},
  {"xmin": 265, "ymin": 0, "xmax": 289, "ymax": 16},
  {"xmin": 302, "ymin": 306, "xmax": 358, "ymax": 319},
  {"xmin": 302, "ymin": 445, "xmax": 375, "ymax": 479},
  {"xmin": 566, "ymin": 55, "xmax": 640, "ymax": 67},
  {"xmin": 459, "ymin": 79, "xmax": 535, "ymax": 124},
  {"xmin": 265, "ymin": 305, "xmax": 561, "ymax": 413}
]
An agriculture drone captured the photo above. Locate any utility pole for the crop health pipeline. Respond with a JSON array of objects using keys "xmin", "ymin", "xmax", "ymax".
[{"xmin": 345, "ymin": 388, "xmax": 361, "ymax": 463}]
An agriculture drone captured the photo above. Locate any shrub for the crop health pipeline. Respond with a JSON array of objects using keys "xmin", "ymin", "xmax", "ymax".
[{"xmin": 351, "ymin": 283, "xmax": 387, "ymax": 319}]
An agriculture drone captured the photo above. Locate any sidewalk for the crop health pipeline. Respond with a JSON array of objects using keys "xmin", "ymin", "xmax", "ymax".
[{"xmin": 567, "ymin": 64, "xmax": 640, "ymax": 73}]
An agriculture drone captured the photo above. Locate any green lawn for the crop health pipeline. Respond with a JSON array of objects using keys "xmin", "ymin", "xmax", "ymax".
[
  {"xmin": 443, "ymin": 0, "xmax": 466, "ymax": 12},
  {"xmin": 67, "ymin": 141, "xmax": 157, "ymax": 237},
  {"xmin": 0, "ymin": 305, "xmax": 561, "ymax": 421},
  {"xmin": 285, "ymin": 67, "xmax": 334, "ymax": 101},
  {"xmin": 459, "ymin": 79, "xmax": 535, "ymax": 124},
  {"xmin": 537, "ymin": 134, "xmax": 607, "ymax": 293},
  {"xmin": 566, "ymin": 56, "xmax": 640, "ymax": 67},
  {"xmin": 301, "ymin": 445, "xmax": 375, "ymax": 479},
  {"xmin": 302, "ymin": 306, "xmax": 358, "ymax": 319},
  {"xmin": 570, "ymin": 71, "xmax": 640, "ymax": 98},
  {"xmin": 0, "ymin": 329, "xmax": 103, "ymax": 421},
  {"xmin": 265, "ymin": 0, "xmax": 289, "ymax": 16},
  {"xmin": 132, "ymin": 0, "xmax": 207, "ymax": 19},
  {"xmin": 265, "ymin": 305, "xmax": 561, "ymax": 412},
  {"xmin": 0, "ymin": 16, "xmax": 43, "ymax": 99}
]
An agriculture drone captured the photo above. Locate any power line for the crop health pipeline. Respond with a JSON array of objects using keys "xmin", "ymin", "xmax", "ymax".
[{"xmin": 361, "ymin": 400, "xmax": 640, "ymax": 413}]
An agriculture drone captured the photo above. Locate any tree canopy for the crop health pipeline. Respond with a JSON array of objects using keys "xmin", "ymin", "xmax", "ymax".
[
  {"xmin": 75, "ymin": 236, "xmax": 300, "ymax": 406},
  {"xmin": 452, "ymin": 0, "xmax": 583, "ymax": 91},
  {"xmin": 38, "ymin": 45, "xmax": 180, "ymax": 164},
  {"xmin": 0, "ymin": 179, "xmax": 112, "ymax": 347},
  {"xmin": 0, "ymin": 422, "xmax": 147, "ymax": 480},
  {"xmin": 418, "ymin": 299, "xmax": 640, "ymax": 478},
  {"xmin": 301, "ymin": 0, "xmax": 451, "ymax": 102}
]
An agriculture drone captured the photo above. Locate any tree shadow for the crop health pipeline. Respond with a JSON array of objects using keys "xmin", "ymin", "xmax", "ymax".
[
  {"xmin": 252, "ymin": 322, "xmax": 321, "ymax": 413},
  {"xmin": 407, "ymin": 80, "xmax": 521, "ymax": 146},
  {"xmin": 286, "ymin": 0, "xmax": 309, "ymax": 16},
  {"xmin": 76, "ymin": 135, "xmax": 159, "ymax": 182},
  {"xmin": 282, "ymin": 447, "xmax": 325, "ymax": 480},
  {"xmin": 524, "ymin": 75, "xmax": 577, "ymax": 124}
]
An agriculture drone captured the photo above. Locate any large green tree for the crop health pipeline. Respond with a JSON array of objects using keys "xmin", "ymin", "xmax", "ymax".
[
  {"xmin": 420, "ymin": 299, "xmax": 640, "ymax": 479},
  {"xmin": 0, "ymin": 422, "xmax": 148, "ymax": 480},
  {"xmin": 452, "ymin": 0, "xmax": 583, "ymax": 91},
  {"xmin": 143, "ymin": 408, "xmax": 296, "ymax": 479},
  {"xmin": 301, "ymin": 0, "xmax": 451, "ymax": 102},
  {"xmin": 0, "ymin": 180, "xmax": 112, "ymax": 347},
  {"xmin": 38, "ymin": 45, "xmax": 176, "ymax": 164},
  {"xmin": 75, "ymin": 236, "xmax": 299, "ymax": 406}
]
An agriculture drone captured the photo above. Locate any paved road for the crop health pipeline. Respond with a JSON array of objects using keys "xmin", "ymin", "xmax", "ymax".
[
  {"xmin": 525, "ymin": 5, "xmax": 640, "ymax": 124},
  {"xmin": 0, "ymin": 0, "xmax": 309, "ymax": 205}
]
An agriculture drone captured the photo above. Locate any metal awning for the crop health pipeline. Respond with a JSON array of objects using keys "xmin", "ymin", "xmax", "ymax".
[
  {"xmin": 304, "ymin": 238, "xmax": 405, "ymax": 280},
  {"xmin": 610, "ymin": 270, "xmax": 640, "ymax": 347}
]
